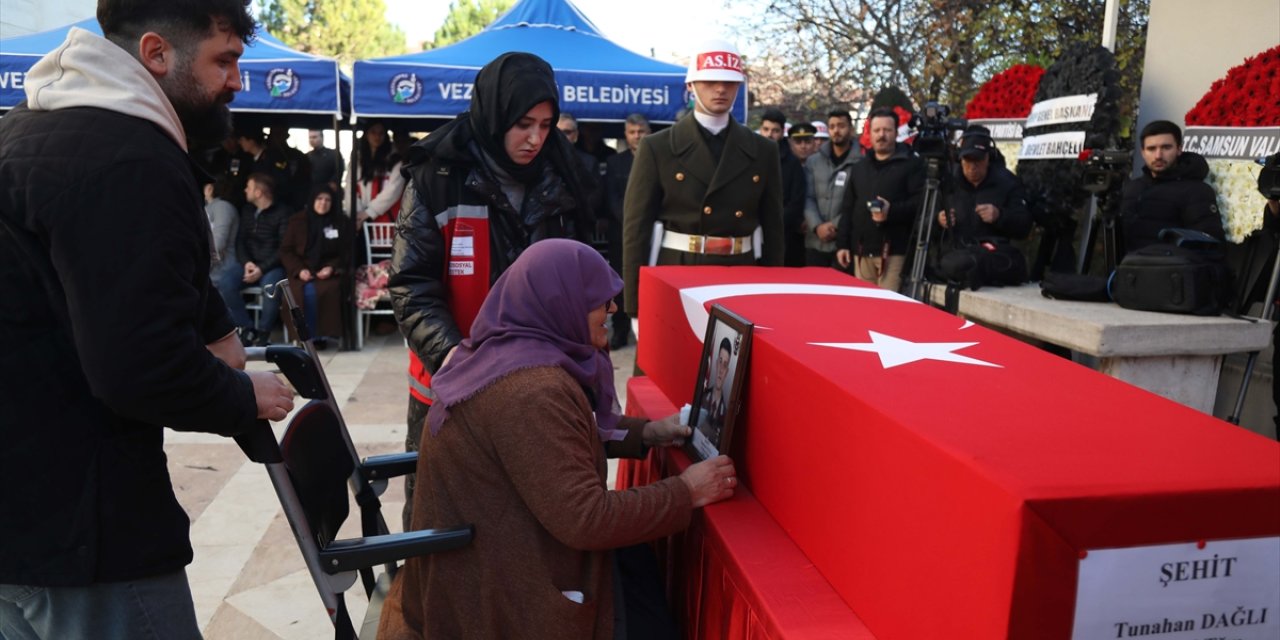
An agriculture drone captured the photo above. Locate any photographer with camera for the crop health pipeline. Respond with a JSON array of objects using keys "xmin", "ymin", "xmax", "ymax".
[
  {"xmin": 835, "ymin": 107, "xmax": 924, "ymax": 290},
  {"xmin": 929, "ymin": 127, "xmax": 1033, "ymax": 288},
  {"xmin": 1119, "ymin": 120, "xmax": 1225, "ymax": 255},
  {"xmin": 936, "ymin": 126, "xmax": 1033, "ymax": 244}
]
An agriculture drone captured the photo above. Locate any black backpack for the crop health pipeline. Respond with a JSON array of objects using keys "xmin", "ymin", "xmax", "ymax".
[{"xmin": 1111, "ymin": 228, "xmax": 1232, "ymax": 316}]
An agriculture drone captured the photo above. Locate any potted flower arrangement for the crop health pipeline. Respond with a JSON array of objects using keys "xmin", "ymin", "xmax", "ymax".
[{"xmin": 1184, "ymin": 44, "xmax": 1280, "ymax": 242}]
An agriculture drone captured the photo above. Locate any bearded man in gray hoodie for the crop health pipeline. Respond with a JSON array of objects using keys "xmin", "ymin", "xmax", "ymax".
[{"xmin": 0, "ymin": 2, "xmax": 295, "ymax": 638}]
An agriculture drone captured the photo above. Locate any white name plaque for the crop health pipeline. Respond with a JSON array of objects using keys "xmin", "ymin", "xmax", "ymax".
[
  {"xmin": 1018, "ymin": 131, "xmax": 1087, "ymax": 160},
  {"xmin": 1071, "ymin": 537, "xmax": 1280, "ymax": 640},
  {"xmin": 1026, "ymin": 93, "xmax": 1098, "ymax": 128}
]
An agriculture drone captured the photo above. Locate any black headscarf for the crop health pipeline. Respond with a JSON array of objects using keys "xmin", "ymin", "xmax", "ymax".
[
  {"xmin": 303, "ymin": 185, "xmax": 342, "ymax": 268},
  {"xmin": 414, "ymin": 53, "xmax": 581, "ymax": 188},
  {"xmin": 469, "ymin": 53, "xmax": 561, "ymax": 183}
]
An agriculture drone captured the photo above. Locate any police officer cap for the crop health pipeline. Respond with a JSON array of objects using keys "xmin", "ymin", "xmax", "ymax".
[{"xmin": 788, "ymin": 122, "xmax": 818, "ymax": 139}]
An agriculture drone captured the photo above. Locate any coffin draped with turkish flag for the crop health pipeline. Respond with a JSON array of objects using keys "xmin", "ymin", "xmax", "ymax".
[{"xmin": 631, "ymin": 266, "xmax": 1280, "ymax": 639}]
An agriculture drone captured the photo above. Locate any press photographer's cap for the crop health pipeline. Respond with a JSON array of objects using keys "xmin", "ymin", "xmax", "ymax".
[
  {"xmin": 686, "ymin": 38, "xmax": 746, "ymax": 83},
  {"xmin": 788, "ymin": 122, "xmax": 817, "ymax": 139},
  {"xmin": 812, "ymin": 121, "xmax": 830, "ymax": 139},
  {"xmin": 958, "ymin": 126, "xmax": 993, "ymax": 159}
]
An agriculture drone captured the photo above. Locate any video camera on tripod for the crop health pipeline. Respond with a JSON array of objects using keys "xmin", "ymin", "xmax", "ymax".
[
  {"xmin": 908, "ymin": 102, "xmax": 969, "ymax": 160},
  {"xmin": 904, "ymin": 103, "xmax": 968, "ymax": 301},
  {"xmin": 1073, "ymin": 147, "xmax": 1132, "ymax": 273},
  {"xmin": 1078, "ymin": 148, "xmax": 1132, "ymax": 193}
]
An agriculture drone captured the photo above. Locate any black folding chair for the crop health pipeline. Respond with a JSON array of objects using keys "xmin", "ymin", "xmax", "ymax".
[
  {"xmin": 269, "ymin": 278, "xmax": 417, "ymax": 545},
  {"xmin": 236, "ymin": 345, "xmax": 473, "ymax": 639}
]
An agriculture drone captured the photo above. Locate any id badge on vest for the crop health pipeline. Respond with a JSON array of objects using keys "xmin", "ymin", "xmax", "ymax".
[{"xmin": 834, "ymin": 171, "xmax": 847, "ymax": 188}]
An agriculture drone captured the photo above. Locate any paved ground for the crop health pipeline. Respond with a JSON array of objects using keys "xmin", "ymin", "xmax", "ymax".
[{"xmin": 166, "ymin": 330, "xmax": 636, "ymax": 639}]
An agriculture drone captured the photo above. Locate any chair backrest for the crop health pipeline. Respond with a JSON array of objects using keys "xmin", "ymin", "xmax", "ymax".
[
  {"xmin": 236, "ymin": 347, "xmax": 474, "ymax": 639},
  {"xmin": 364, "ymin": 222, "xmax": 396, "ymax": 265},
  {"xmin": 280, "ymin": 400, "xmax": 354, "ymax": 547}
]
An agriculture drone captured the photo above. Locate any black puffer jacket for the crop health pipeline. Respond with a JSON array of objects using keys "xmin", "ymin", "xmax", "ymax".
[
  {"xmin": 836, "ymin": 144, "xmax": 925, "ymax": 256},
  {"xmin": 0, "ymin": 105, "xmax": 258, "ymax": 586},
  {"xmin": 938, "ymin": 162, "xmax": 1033, "ymax": 246},
  {"xmin": 390, "ymin": 133, "xmax": 588, "ymax": 374},
  {"xmin": 1120, "ymin": 152, "xmax": 1224, "ymax": 254},
  {"xmin": 236, "ymin": 200, "xmax": 292, "ymax": 272}
]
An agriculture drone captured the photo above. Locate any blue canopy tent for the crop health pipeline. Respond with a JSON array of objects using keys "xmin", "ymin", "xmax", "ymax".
[
  {"xmin": 351, "ymin": 0, "xmax": 746, "ymax": 129},
  {"xmin": 0, "ymin": 18, "xmax": 350, "ymax": 127}
]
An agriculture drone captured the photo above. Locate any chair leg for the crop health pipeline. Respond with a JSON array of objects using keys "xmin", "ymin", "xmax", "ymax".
[{"xmin": 357, "ymin": 312, "xmax": 365, "ymax": 351}]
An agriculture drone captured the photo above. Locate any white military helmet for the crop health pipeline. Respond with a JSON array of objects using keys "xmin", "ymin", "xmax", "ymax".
[
  {"xmin": 685, "ymin": 38, "xmax": 746, "ymax": 83},
  {"xmin": 812, "ymin": 121, "xmax": 830, "ymax": 139}
]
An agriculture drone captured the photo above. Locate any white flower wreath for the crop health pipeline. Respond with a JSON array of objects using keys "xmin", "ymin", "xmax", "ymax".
[{"xmin": 1205, "ymin": 158, "xmax": 1266, "ymax": 242}]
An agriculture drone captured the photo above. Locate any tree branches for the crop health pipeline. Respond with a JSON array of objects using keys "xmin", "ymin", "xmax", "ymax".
[{"xmin": 747, "ymin": 0, "xmax": 1149, "ymax": 126}]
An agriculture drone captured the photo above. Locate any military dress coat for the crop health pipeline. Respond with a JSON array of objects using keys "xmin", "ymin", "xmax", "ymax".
[{"xmin": 621, "ymin": 115, "xmax": 784, "ymax": 314}]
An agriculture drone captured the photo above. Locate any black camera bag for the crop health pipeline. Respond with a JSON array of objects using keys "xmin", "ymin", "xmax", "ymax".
[
  {"xmin": 936, "ymin": 237, "xmax": 1028, "ymax": 290},
  {"xmin": 1040, "ymin": 271, "xmax": 1111, "ymax": 301},
  {"xmin": 1111, "ymin": 228, "xmax": 1231, "ymax": 316}
]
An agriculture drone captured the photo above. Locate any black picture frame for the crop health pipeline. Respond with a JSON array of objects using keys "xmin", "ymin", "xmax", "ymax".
[{"xmin": 685, "ymin": 304, "xmax": 753, "ymax": 462}]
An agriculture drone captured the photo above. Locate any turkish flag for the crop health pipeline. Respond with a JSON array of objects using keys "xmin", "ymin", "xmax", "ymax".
[{"xmin": 636, "ymin": 266, "xmax": 1280, "ymax": 639}]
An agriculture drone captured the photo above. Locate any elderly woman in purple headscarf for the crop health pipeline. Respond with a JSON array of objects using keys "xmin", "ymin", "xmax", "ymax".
[{"xmin": 378, "ymin": 239, "xmax": 736, "ymax": 640}]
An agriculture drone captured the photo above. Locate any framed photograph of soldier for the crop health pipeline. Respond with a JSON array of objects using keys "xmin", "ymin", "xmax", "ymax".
[{"xmin": 685, "ymin": 304, "xmax": 753, "ymax": 462}]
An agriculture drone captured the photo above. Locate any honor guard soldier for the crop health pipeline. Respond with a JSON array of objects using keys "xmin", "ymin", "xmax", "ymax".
[{"xmin": 622, "ymin": 37, "xmax": 784, "ymax": 329}]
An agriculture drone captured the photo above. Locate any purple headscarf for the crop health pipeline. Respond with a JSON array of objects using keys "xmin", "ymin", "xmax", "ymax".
[{"xmin": 426, "ymin": 239, "xmax": 627, "ymax": 442}]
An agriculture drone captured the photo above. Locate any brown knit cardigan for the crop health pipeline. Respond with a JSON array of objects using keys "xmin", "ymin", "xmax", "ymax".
[{"xmin": 378, "ymin": 366, "xmax": 693, "ymax": 639}]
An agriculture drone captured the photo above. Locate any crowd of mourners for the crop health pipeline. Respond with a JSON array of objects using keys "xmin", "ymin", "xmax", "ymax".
[{"xmin": 196, "ymin": 122, "xmax": 414, "ymax": 349}]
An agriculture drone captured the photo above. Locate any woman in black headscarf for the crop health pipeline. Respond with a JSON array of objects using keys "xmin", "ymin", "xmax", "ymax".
[
  {"xmin": 388, "ymin": 52, "xmax": 596, "ymax": 528},
  {"xmin": 279, "ymin": 185, "xmax": 348, "ymax": 346}
]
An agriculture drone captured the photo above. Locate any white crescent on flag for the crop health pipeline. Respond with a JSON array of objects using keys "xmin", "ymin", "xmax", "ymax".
[
  {"xmin": 675, "ymin": 282, "xmax": 995, "ymax": 369},
  {"xmin": 678, "ymin": 283, "xmax": 916, "ymax": 340}
]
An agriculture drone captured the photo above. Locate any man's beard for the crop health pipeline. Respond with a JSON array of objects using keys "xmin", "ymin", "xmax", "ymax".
[{"xmin": 159, "ymin": 58, "xmax": 235, "ymax": 147}]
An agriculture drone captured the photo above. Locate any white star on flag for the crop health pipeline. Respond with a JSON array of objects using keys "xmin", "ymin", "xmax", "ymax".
[{"xmin": 811, "ymin": 331, "xmax": 1001, "ymax": 369}]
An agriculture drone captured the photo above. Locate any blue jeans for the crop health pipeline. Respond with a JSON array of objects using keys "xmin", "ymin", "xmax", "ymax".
[
  {"xmin": 217, "ymin": 262, "xmax": 285, "ymax": 334},
  {"xmin": 302, "ymin": 281, "xmax": 318, "ymax": 337},
  {"xmin": 0, "ymin": 570, "xmax": 201, "ymax": 640}
]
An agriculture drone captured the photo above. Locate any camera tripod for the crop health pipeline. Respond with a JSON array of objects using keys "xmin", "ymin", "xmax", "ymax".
[
  {"xmin": 1227, "ymin": 235, "xmax": 1280, "ymax": 432},
  {"xmin": 1074, "ymin": 193, "xmax": 1121, "ymax": 274},
  {"xmin": 1075, "ymin": 168, "xmax": 1125, "ymax": 275},
  {"xmin": 905, "ymin": 155, "xmax": 946, "ymax": 301}
]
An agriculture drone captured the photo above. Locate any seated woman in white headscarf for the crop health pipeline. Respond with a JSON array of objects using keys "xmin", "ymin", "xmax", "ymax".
[{"xmin": 378, "ymin": 239, "xmax": 737, "ymax": 640}]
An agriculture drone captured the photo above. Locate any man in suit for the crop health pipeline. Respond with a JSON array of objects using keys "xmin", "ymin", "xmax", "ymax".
[
  {"xmin": 604, "ymin": 113, "xmax": 650, "ymax": 348},
  {"xmin": 622, "ymin": 38, "xmax": 784, "ymax": 329}
]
